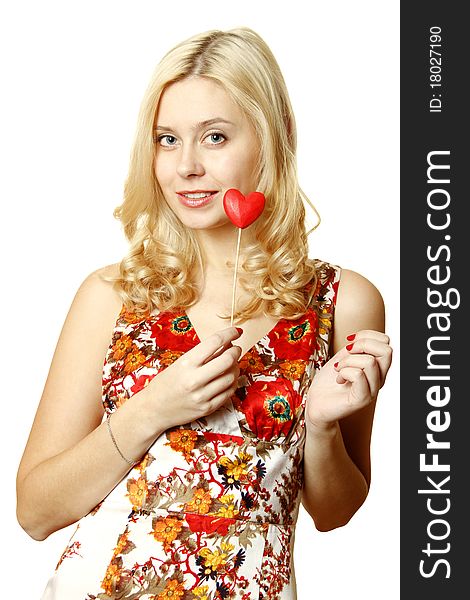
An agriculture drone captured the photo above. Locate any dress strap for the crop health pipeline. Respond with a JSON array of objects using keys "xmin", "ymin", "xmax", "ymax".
[{"xmin": 309, "ymin": 259, "xmax": 342, "ymax": 363}]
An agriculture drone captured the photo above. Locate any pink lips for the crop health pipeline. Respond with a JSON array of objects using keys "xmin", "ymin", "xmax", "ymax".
[{"xmin": 176, "ymin": 191, "xmax": 218, "ymax": 208}]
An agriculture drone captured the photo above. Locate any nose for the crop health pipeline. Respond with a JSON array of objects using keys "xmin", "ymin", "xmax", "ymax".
[{"xmin": 176, "ymin": 144, "xmax": 205, "ymax": 178}]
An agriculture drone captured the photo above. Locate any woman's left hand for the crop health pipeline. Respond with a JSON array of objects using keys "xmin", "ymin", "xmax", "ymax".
[{"xmin": 306, "ymin": 330, "xmax": 392, "ymax": 428}]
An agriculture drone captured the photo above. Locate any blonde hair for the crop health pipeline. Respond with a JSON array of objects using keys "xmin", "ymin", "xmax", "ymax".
[{"xmin": 104, "ymin": 27, "xmax": 321, "ymax": 322}]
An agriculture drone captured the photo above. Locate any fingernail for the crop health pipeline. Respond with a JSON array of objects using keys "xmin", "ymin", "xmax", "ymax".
[
  {"xmin": 346, "ymin": 333, "xmax": 356, "ymax": 341},
  {"xmin": 346, "ymin": 343, "xmax": 354, "ymax": 351},
  {"xmin": 333, "ymin": 362, "xmax": 339, "ymax": 368},
  {"xmin": 235, "ymin": 327, "xmax": 243, "ymax": 335}
]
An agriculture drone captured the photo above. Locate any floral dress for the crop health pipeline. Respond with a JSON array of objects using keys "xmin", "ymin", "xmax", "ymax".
[{"xmin": 41, "ymin": 260, "xmax": 341, "ymax": 600}]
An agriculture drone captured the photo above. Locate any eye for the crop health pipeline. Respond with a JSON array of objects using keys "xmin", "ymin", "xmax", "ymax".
[
  {"xmin": 205, "ymin": 132, "xmax": 226, "ymax": 145},
  {"xmin": 157, "ymin": 134, "xmax": 178, "ymax": 147}
]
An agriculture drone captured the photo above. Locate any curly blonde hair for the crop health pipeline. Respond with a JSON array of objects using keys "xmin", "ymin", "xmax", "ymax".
[{"xmin": 103, "ymin": 27, "xmax": 321, "ymax": 323}]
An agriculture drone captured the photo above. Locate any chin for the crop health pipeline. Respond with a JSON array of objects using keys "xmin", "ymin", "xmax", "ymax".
[
  {"xmin": 192, "ymin": 221, "xmax": 231, "ymax": 231},
  {"xmin": 177, "ymin": 214, "xmax": 231, "ymax": 231}
]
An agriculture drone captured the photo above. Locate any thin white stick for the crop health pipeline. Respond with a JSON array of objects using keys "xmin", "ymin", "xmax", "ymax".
[{"xmin": 230, "ymin": 228, "xmax": 242, "ymax": 326}]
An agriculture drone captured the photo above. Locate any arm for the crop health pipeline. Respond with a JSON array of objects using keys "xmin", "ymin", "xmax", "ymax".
[
  {"xmin": 16, "ymin": 265, "xmax": 243, "ymax": 541},
  {"xmin": 15, "ymin": 265, "xmax": 164, "ymax": 540},
  {"xmin": 301, "ymin": 268, "xmax": 392, "ymax": 531}
]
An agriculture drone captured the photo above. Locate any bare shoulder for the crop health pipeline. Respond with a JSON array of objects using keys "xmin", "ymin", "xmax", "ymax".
[
  {"xmin": 70, "ymin": 262, "xmax": 122, "ymax": 319},
  {"xmin": 47, "ymin": 259, "xmax": 124, "ymax": 396},
  {"xmin": 336, "ymin": 268, "xmax": 384, "ymax": 312},
  {"xmin": 333, "ymin": 268, "xmax": 386, "ymax": 352},
  {"xmin": 78, "ymin": 261, "xmax": 121, "ymax": 297},
  {"xmin": 58, "ymin": 262, "xmax": 124, "ymax": 361}
]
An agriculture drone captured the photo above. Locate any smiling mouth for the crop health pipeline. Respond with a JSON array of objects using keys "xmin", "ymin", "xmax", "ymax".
[{"xmin": 177, "ymin": 191, "xmax": 218, "ymax": 207}]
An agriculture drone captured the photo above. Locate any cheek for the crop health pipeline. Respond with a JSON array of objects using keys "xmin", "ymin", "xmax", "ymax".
[
  {"xmin": 154, "ymin": 155, "xmax": 172, "ymax": 186},
  {"xmin": 217, "ymin": 151, "xmax": 258, "ymax": 188},
  {"xmin": 233, "ymin": 154, "xmax": 259, "ymax": 190}
]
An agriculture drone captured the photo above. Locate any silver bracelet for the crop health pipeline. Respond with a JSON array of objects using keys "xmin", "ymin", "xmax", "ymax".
[{"xmin": 106, "ymin": 413, "xmax": 137, "ymax": 466}]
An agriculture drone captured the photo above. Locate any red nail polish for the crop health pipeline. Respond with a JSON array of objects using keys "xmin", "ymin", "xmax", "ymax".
[
  {"xmin": 235, "ymin": 327, "xmax": 243, "ymax": 335},
  {"xmin": 346, "ymin": 343, "xmax": 354, "ymax": 351},
  {"xmin": 334, "ymin": 362, "xmax": 339, "ymax": 368},
  {"xmin": 346, "ymin": 333, "xmax": 356, "ymax": 341}
]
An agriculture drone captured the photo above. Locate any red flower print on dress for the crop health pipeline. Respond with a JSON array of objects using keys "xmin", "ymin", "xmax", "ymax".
[
  {"xmin": 130, "ymin": 373, "xmax": 156, "ymax": 394},
  {"xmin": 127, "ymin": 476, "xmax": 149, "ymax": 511},
  {"xmin": 112, "ymin": 529, "xmax": 135, "ymax": 558},
  {"xmin": 119, "ymin": 305, "xmax": 149, "ymax": 325},
  {"xmin": 241, "ymin": 379, "xmax": 302, "ymax": 441},
  {"xmin": 157, "ymin": 578, "xmax": 185, "ymax": 599},
  {"xmin": 150, "ymin": 311, "xmax": 198, "ymax": 351},
  {"xmin": 186, "ymin": 513, "xmax": 236, "ymax": 536},
  {"xmin": 268, "ymin": 310, "xmax": 318, "ymax": 360},
  {"xmin": 111, "ymin": 334, "xmax": 134, "ymax": 361},
  {"xmin": 151, "ymin": 516, "xmax": 184, "ymax": 551},
  {"xmin": 55, "ymin": 540, "xmax": 82, "ymax": 570},
  {"xmin": 160, "ymin": 349, "xmax": 184, "ymax": 366},
  {"xmin": 184, "ymin": 487, "xmax": 213, "ymax": 514},
  {"xmin": 203, "ymin": 432, "xmax": 244, "ymax": 445},
  {"xmin": 239, "ymin": 348, "xmax": 264, "ymax": 374},
  {"xmin": 278, "ymin": 359, "xmax": 307, "ymax": 381},
  {"xmin": 123, "ymin": 348, "xmax": 147, "ymax": 374},
  {"xmin": 332, "ymin": 280, "xmax": 340, "ymax": 304},
  {"xmin": 218, "ymin": 452, "xmax": 253, "ymax": 489},
  {"xmin": 165, "ymin": 429, "xmax": 199, "ymax": 461},
  {"xmin": 101, "ymin": 561, "xmax": 121, "ymax": 596}
]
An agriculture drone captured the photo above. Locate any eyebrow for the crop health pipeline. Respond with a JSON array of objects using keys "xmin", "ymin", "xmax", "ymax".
[{"xmin": 155, "ymin": 118, "xmax": 235, "ymax": 131}]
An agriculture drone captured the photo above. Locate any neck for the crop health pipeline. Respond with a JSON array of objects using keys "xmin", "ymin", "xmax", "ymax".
[{"xmin": 194, "ymin": 224, "xmax": 255, "ymax": 277}]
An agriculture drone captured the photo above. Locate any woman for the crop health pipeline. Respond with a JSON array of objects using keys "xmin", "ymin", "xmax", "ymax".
[{"xmin": 17, "ymin": 27, "xmax": 392, "ymax": 599}]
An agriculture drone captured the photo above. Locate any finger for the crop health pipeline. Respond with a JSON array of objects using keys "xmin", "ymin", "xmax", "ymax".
[
  {"xmin": 205, "ymin": 385, "xmax": 239, "ymax": 415},
  {"xmin": 345, "ymin": 338, "xmax": 392, "ymax": 385},
  {"xmin": 200, "ymin": 369, "xmax": 240, "ymax": 405},
  {"xmin": 345, "ymin": 330, "xmax": 390, "ymax": 345},
  {"xmin": 191, "ymin": 327, "xmax": 242, "ymax": 366},
  {"xmin": 187, "ymin": 350, "xmax": 240, "ymax": 404},
  {"xmin": 344, "ymin": 338, "xmax": 392, "ymax": 366},
  {"xmin": 336, "ymin": 367, "xmax": 372, "ymax": 407},
  {"xmin": 198, "ymin": 344, "xmax": 242, "ymax": 384},
  {"xmin": 346, "ymin": 338, "xmax": 389, "ymax": 357},
  {"xmin": 335, "ymin": 354, "xmax": 381, "ymax": 396},
  {"xmin": 209, "ymin": 341, "xmax": 234, "ymax": 361},
  {"xmin": 331, "ymin": 336, "xmax": 389, "ymax": 363}
]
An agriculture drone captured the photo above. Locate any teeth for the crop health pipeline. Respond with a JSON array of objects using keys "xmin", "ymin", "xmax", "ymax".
[{"xmin": 183, "ymin": 192, "xmax": 212, "ymax": 199}]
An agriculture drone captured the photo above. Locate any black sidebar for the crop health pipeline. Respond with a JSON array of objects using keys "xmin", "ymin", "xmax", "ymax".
[{"xmin": 401, "ymin": 3, "xmax": 468, "ymax": 599}]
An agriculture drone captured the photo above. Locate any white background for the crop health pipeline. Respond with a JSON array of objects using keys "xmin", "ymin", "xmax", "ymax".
[{"xmin": 0, "ymin": 1, "xmax": 399, "ymax": 598}]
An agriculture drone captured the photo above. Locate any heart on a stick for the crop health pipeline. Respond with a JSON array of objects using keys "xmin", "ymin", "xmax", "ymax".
[{"xmin": 223, "ymin": 189, "xmax": 265, "ymax": 229}]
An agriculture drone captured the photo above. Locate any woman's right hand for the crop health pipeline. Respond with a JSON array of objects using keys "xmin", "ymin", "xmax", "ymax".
[{"xmin": 145, "ymin": 326, "xmax": 243, "ymax": 430}]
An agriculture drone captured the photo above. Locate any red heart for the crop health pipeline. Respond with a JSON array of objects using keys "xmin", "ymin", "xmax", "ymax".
[{"xmin": 223, "ymin": 189, "xmax": 265, "ymax": 229}]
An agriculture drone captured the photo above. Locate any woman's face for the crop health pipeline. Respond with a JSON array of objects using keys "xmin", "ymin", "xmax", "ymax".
[{"xmin": 154, "ymin": 76, "xmax": 260, "ymax": 231}]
